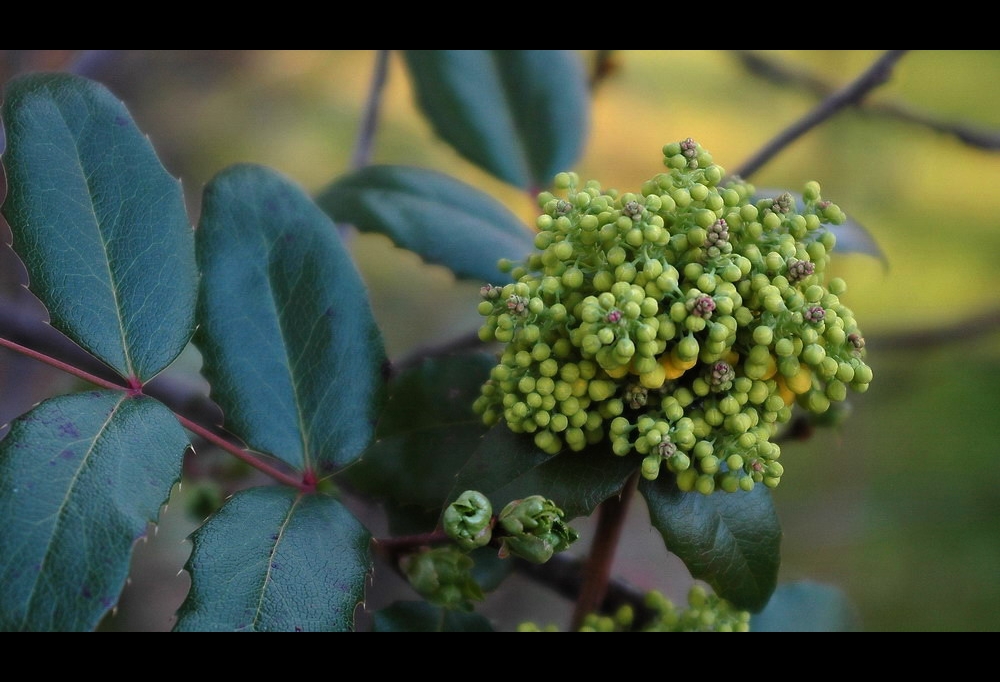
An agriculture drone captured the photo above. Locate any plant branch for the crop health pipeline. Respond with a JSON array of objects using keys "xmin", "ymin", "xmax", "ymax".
[
  {"xmin": 732, "ymin": 50, "xmax": 909, "ymax": 180},
  {"xmin": 731, "ymin": 50, "xmax": 1000, "ymax": 151},
  {"xmin": 67, "ymin": 50, "xmax": 122, "ymax": 79},
  {"xmin": 0, "ymin": 335, "xmax": 126, "ymax": 392},
  {"xmin": 370, "ymin": 528, "xmax": 452, "ymax": 565},
  {"xmin": 350, "ymin": 49, "xmax": 390, "ymax": 171},
  {"xmin": 867, "ymin": 308, "xmax": 1000, "ymax": 349},
  {"xmin": 0, "ymin": 300, "xmax": 306, "ymax": 490},
  {"xmin": 569, "ymin": 471, "xmax": 639, "ymax": 630},
  {"xmin": 336, "ymin": 49, "xmax": 390, "ymax": 244},
  {"xmin": 174, "ymin": 413, "xmax": 306, "ymax": 491},
  {"xmin": 0, "ymin": 328, "xmax": 307, "ymax": 490},
  {"xmin": 589, "ymin": 50, "xmax": 619, "ymax": 91},
  {"xmin": 516, "ymin": 550, "xmax": 662, "ymax": 630}
]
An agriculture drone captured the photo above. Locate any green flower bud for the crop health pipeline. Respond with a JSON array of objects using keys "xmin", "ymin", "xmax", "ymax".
[
  {"xmin": 443, "ymin": 490, "xmax": 494, "ymax": 551},
  {"xmin": 497, "ymin": 495, "xmax": 580, "ymax": 564},
  {"xmin": 400, "ymin": 546, "xmax": 484, "ymax": 611}
]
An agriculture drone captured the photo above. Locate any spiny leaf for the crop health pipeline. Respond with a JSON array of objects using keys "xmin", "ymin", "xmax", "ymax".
[
  {"xmin": 0, "ymin": 391, "xmax": 188, "ymax": 631},
  {"xmin": 640, "ymin": 476, "xmax": 781, "ymax": 612},
  {"xmin": 174, "ymin": 486, "xmax": 371, "ymax": 632},
  {"xmin": 0, "ymin": 73, "xmax": 196, "ymax": 382},
  {"xmin": 372, "ymin": 601, "xmax": 494, "ymax": 632},
  {"xmin": 402, "ymin": 50, "xmax": 590, "ymax": 191},
  {"xmin": 316, "ymin": 165, "xmax": 534, "ymax": 284},
  {"xmin": 195, "ymin": 164, "xmax": 386, "ymax": 473},
  {"xmin": 451, "ymin": 425, "xmax": 637, "ymax": 520},
  {"xmin": 348, "ymin": 352, "xmax": 494, "ymax": 514}
]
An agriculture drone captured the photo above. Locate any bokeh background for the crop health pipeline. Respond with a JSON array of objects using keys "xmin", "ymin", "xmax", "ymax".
[{"xmin": 1, "ymin": 50, "xmax": 998, "ymax": 632}]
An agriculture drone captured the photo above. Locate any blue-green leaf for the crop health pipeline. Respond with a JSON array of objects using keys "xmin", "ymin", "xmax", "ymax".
[
  {"xmin": 402, "ymin": 50, "xmax": 590, "ymax": 191},
  {"xmin": 372, "ymin": 600, "xmax": 494, "ymax": 632},
  {"xmin": 0, "ymin": 391, "xmax": 188, "ymax": 631},
  {"xmin": 0, "ymin": 73, "xmax": 197, "ymax": 382},
  {"xmin": 451, "ymin": 425, "xmax": 637, "ymax": 520},
  {"xmin": 316, "ymin": 165, "xmax": 534, "ymax": 284},
  {"xmin": 752, "ymin": 188, "xmax": 887, "ymax": 266},
  {"xmin": 640, "ymin": 476, "xmax": 781, "ymax": 612},
  {"xmin": 174, "ymin": 486, "xmax": 371, "ymax": 632},
  {"xmin": 195, "ymin": 164, "xmax": 386, "ymax": 473},
  {"xmin": 348, "ymin": 352, "xmax": 494, "ymax": 512},
  {"xmin": 750, "ymin": 581, "xmax": 861, "ymax": 632}
]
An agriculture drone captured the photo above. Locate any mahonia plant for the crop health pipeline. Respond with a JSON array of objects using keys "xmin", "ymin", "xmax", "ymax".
[
  {"xmin": 0, "ymin": 51, "xmax": 882, "ymax": 632},
  {"xmin": 473, "ymin": 139, "xmax": 873, "ymax": 495}
]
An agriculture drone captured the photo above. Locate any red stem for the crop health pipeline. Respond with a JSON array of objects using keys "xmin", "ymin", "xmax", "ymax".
[
  {"xmin": 570, "ymin": 472, "xmax": 639, "ymax": 631},
  {"xmin": 0, "ymin": 335, "xmax": 126, "ymax": 391},
  {"xmin": 171, "ymin": 414, "xmax": 307, "ymax": 491},
  {"xmin": 1, "ymin": 334, "xmax": 309, "ymax": 491}
]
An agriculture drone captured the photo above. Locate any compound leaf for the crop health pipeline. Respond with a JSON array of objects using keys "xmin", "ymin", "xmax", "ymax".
[
  {"xmin": 402, "ymin": 50, "xmax": 589, "ymax": 191},
  {"xmin": 0, "ymin": 391, "xmax": 188, "ymax": 631},
  {"xmin": 317, "ymin": 165, "xmax": 534, "ymax": 284},
  {"xmin": 1, "ymin": 73, "xmax": 197, "ymax": 382},
  {"xmin": 195, "ymin": 164, "xmax": 386, "ymax": 473},
  {"xmin": 640, "ymin": 476, "xmax": 781, "ymax": 612},
  {"xmin": 174, "ymin": 486, "xmax": 370, "ymax": 632},
  {"xmin": 451, "ymin": 425, "xmax": 637, "ymax": 520}
]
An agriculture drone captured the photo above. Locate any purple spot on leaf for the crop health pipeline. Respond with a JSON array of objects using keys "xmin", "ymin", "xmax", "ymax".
[
  {"xmin": 59, "ymin": 449, "xmax": 75, "ymax": 460},
  {"xmin": 114, "ymin": 115, "xmax": 129, "ymax": 126},
  {"xmin": 59, "ymin": 421, "xmax": 80, "ymax": 438},
  {"xmin": 82, "ymin": 586, "xmax": 92, "ymax": 599}
]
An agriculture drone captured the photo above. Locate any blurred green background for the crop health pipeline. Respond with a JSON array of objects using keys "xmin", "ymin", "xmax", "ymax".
[{"xmin": 2, "ymin": 50, "xmax": 998, "ymax": 632}]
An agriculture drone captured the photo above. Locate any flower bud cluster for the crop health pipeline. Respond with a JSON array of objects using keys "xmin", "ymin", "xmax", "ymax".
[
  {"xmin": 637, "ymin": 585, "xmax": 751, "ymax": 632},
  {"xmin": 474, "ymin": 140, "xmax": 872, "ymax": 493},
  {"xmin": 400, "ymin": 546, "xmax": 484, "ymax": 611},
  {"xmin": 516, "ymin": 585, "xmax": 750, "ymax": 632},
  {"xmin": 443, "ymin": 491, "xmax": 580, "ymax": 564},
  {"xmin": 497, "ymin": 495, "xmax": 580, "ymax": 564}
]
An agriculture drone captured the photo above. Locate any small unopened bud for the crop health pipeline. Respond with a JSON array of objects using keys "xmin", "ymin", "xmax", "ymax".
[
  {"xmin": 804, "ymin": 306, "xmax": 825, "ymax": 323},
  {"xmin": 400, "ymin": 546, "xmax": 484, "ymax": 611},
  {"xmin": 689, "ymin": 295, "xmax": 716, "ymax": 318},
  {"xmin": 772, "ymin": 192, "xmax": 794, "ymax": 214},
  {"xmin": 706, "ymin": 219, "xmax": 729, "ymax": 247},
  {"xmin": 443, "ymin": 490, "xmax": 494, "ymax": 551},
  {"xmin": 625, "ymin": 383, "xmax": 648, "ymax": 409},
  {"xmin": 709, "ymin": 361, "xmax": 735, "ymax": 391},
  {"xmin": 506, "ymin": 294, "xmax": 529, "ymax": 315},
  {"xmin": 497, "ymin": 495, "xmax": 580, "ymax": 564},
  {"xmin": 786, "ymin": 258, "xmax": 815, "ymax": 284},
  {"xmin": 622, "ymin": 200, "xmax": 643, "ymax": 221}
]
